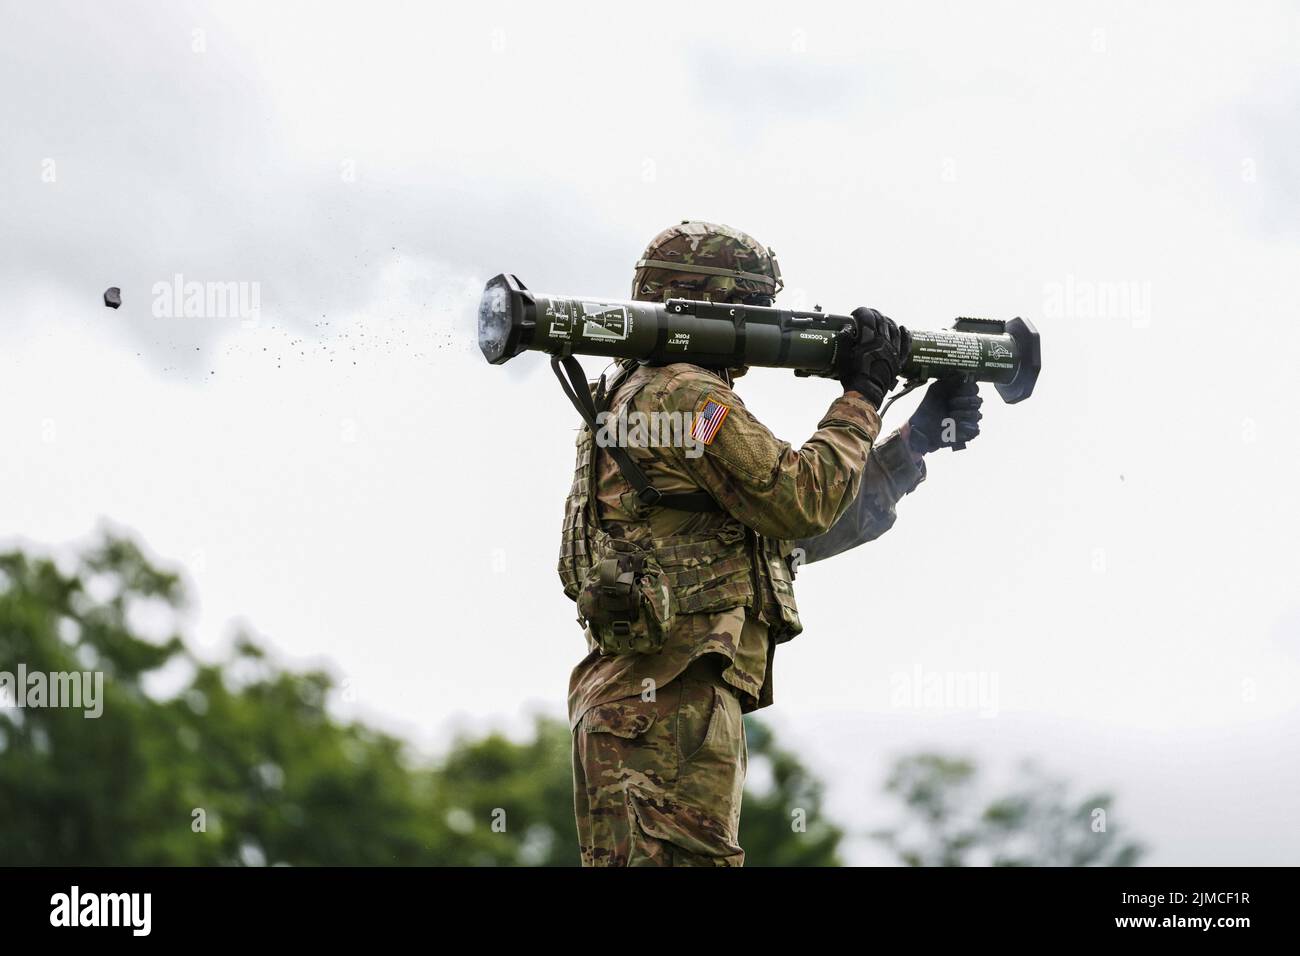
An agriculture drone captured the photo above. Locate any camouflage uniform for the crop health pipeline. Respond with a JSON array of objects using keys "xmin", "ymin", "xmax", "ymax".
[{"xmin": 561, "ymin": 223, "xmax": 927, "ymax": 866}]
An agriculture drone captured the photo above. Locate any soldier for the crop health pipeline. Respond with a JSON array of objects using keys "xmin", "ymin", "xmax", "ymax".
[{"xmin": 560, "ymin": 221, "xmax": 983, "ymax": 866}]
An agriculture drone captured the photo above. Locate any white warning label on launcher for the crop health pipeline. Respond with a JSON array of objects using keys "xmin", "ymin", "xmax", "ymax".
[
  {"xmin": 580, "ymin": 303, "xmax": 629, "ymax": 340},
  {"xmin": 545, "ymin": 300, "xmax": 573, "ymax": 337}
]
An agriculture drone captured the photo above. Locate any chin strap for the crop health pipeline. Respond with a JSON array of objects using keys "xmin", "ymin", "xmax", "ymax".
[{"xmin": 551, "ymin": 352, "xmax": 721, "ymax": 513}]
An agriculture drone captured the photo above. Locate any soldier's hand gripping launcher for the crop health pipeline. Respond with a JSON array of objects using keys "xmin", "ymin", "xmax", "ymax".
[{"xmin": 478, "ymin": 273, "xmax": 1041, "ymax": 404}]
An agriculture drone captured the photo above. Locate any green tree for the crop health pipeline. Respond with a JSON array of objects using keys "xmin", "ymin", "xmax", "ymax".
[
  {"xmin": 0, "ymin": 531, "xmax": 846, "ymax": 866},
  {"xmin": 427, "ymin": 715, "xmax": 580, "ymax": 866},
  {"xmin": 738, "ymin": 718, "xmax": 843, "ymax": 866},
  {"xmin": 872, "ymin": 752, "xmax": 1144, "ymax": 866},
  {"xmin": 0, "ymin": 534, "xmax": 446, "ymax": 864}
]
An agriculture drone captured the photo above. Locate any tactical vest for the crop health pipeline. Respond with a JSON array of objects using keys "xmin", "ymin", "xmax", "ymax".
[{"xmin": 556, "ymin": 361, "xmax": 803, "ymax": 642}]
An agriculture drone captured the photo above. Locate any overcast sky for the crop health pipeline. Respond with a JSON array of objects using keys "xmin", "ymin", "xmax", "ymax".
[{"xmin": 2, "ymin": 0, "xmax": 1298, "ymax": 864}]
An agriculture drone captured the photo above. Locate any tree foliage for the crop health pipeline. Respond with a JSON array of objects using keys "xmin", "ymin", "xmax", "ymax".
[
  {"xmin": 738, "ymin": 718, "xmax": 843, "ymax": 866},
  {"xmin": 1, "ymin": 532, "xmax": 1144, "ymax": 866},
  {"xmin": 0, "ymin": 532, "xmax": 845, "ymax": 865},
  {"xmin": 872, "ymin": 752, "xmax": 1144, "ymax": 867}
]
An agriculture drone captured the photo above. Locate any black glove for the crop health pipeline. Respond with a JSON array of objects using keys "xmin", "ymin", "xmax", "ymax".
[
  {"xmin": 907, "ymin": 379, "xmax": 983, "ymax": 454},
  {"xmin": 840, "ymin": 307, "xmax": 910, "ymax": 408}
]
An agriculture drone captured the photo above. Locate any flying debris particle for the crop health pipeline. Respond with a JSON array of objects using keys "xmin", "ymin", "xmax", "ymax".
[{"xmin": 103, "ymin": 287, "xmax": 121, "ymax": 309}]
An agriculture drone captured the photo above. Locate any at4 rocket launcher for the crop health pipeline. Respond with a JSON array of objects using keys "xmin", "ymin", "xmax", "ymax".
[{"xmin": 479, "ymin": 273, "xmax": 1040, "ymax": 404}]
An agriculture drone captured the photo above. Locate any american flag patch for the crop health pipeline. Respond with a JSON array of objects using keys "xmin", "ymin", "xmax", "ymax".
[{"xmin": 691, "ymin": 397, "xmax": 731, "ymax": 445}]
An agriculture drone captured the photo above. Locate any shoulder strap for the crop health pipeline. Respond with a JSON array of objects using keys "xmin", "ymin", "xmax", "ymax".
[{"xmin": 551, "ymin": 354, "xmax": 720, "ymax": 513}]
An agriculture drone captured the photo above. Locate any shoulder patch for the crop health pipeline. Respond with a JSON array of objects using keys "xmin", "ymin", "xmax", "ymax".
[{"xmin": 691, "ymin": 395, "xmax": 732, "ymax": 445}]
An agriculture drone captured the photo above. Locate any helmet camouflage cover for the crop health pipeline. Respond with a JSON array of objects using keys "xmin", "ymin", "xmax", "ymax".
[{"xmin": 632, "ymin": 220, "xmax": 783, "ymax": 306}]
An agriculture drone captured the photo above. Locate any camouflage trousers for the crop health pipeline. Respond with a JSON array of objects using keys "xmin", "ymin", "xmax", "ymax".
[{"xmin": 571, "ymin": 655, "xmax": 747, "ymax": 866}]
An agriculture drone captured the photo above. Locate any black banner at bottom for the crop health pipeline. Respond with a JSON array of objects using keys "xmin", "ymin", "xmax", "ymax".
[{"xmin": 0, "ymin": 865, "xmax": 1288, "ymax": 941}]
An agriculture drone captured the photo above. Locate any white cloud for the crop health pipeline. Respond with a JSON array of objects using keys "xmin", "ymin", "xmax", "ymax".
[{"xmin": 3, "ymin": 0, "xmax": 1298, "ymax": 864}]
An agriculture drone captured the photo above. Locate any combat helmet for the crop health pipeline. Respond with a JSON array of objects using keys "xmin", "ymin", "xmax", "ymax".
[{"xmin": 632, "ymin": 220, "xmax": 782, "ymax": 306}]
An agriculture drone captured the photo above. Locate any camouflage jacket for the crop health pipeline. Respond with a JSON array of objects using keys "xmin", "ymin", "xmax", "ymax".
[{"xmin": 562, "ymin": 362, "xmax": 925, "ymax": 727}]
